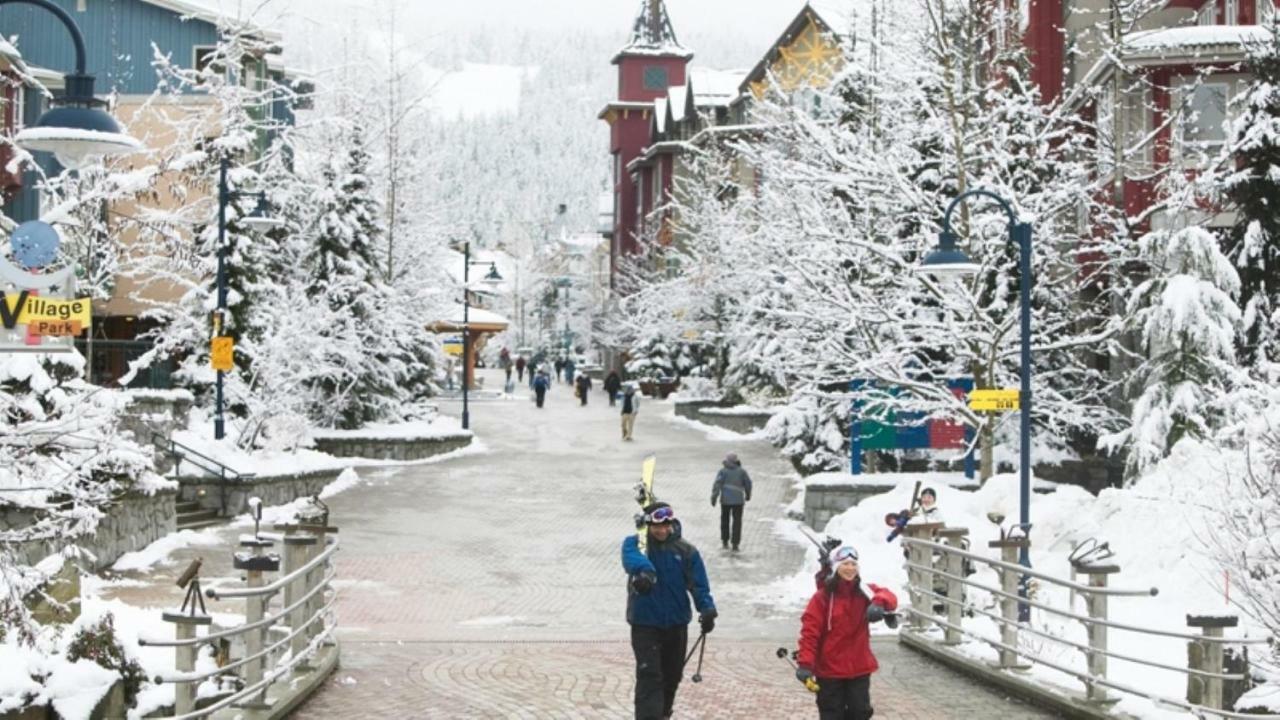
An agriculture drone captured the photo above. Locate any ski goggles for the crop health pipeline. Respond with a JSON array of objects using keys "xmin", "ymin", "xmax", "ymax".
[
  {"xmin": 647, "ymin": 506, "xmax": 676, "ymax": 524},
  {"xmin": 829, "ymin": 545, "xmax": 859, "ymax": 564}
]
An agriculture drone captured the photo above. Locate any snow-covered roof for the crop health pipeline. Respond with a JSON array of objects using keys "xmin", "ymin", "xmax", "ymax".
[
  {"xmin": 668, "ymin": 84, "xmax": 689, "ymax": 123},
  {"xmin": 653, "ymin": 96, "xmax": 669, "ymax": 133},
  {"xmin": 139, "ymin": 0, "xmax": 283, "ymax": 42},
  {"xmin": 560, "ymin": 233, "xmax": 605, "ymax": 254},
  {"xmin": 0, "ymin": 38, "xmax": 21, "ymax": 64},
  {"xmin": 435, "ymin": 305, "xmax": 510, "ymax": 329},
  {"xmin": 690, "ymin": 68, "xmax": 747, "ymax": 106},
  {"xmin": 806, "ymin": 0, "xmax": 858, "ymax": 35},
  {"xmin": 1123, "ymin": 25, "xmax": 1267, "ymax": 56},
  {"xmin": 614, "ymin": 0, "xmax": 693, "ymax": 61}
]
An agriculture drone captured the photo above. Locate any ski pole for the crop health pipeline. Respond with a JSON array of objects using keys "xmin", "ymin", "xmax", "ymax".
[
  {"xmin": 775, "ymin": 647, "xmax": 820, "ymax": 693},
  {"xmin": 683, "ymin": 632, "xmax": 706, "ymax": 666},
  {"xmin": 691, "ymin": 632, "xmax": 708, "ymax": 683}
]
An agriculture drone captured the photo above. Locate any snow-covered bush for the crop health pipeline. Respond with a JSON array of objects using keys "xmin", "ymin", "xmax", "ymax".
[{"xmin": 766, "ymin": 395, "xmax": 849, "ymax": 475}]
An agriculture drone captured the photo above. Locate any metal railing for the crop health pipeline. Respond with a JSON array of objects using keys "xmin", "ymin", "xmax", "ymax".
[
  {"xmin": 153, "ymin": 432, "xmax": 256, "ymax": 516},
  {"xmin": 899, "ymin": 523, "xmax": 1275, "ymax": 719},
  {"xmin": 138, "ymin": 511, "xmax": 338, "ymax": 719}
]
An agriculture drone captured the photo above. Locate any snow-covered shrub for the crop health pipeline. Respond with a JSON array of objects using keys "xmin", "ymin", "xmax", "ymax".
[
  {"xmin": 64, "ymin": 614, "xmax": 145, "ymax": 709},
  {"xmin": 766, "ymin": 395, "xmax": 848, "ymax": 475}
]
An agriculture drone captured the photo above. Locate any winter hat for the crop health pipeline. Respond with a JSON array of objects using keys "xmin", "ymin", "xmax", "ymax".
[
  {"xmin": 724, "ymin": 452, "xmax": 740, "ymax": 467},
  {"xmin": 828, "ymin": 544, "xmax": 859, "ymax": 567},
  {"xmin": 921, "ymin": 488, "xmax": 937, "ymax": 501},
  {"xmin": 643, "ymin": 501, "xmax": 675, "ymax": 525}
]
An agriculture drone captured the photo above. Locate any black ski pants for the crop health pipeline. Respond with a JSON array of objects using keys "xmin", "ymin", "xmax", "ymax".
[
  {"xmin": 535, "ymin": 388, "xmax": 546, "ymax": 408},
  {"xmin": 815, "ymin": 675, "xmax": 872, "ymax": 720},
  {"xmin": 631, "ymin": 624, "xmax": 688, "ymax": 720},
  {"xmin": 720, "ymin": 504, "xmax": 744, "ymax": 548}
]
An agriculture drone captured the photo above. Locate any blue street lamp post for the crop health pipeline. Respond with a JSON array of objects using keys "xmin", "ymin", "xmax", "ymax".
[
  {"xmin": 213, "ymin": 157, "xmax": 280, "ymax": 440},
  {"xmin": 920, "ymin": 189, "xmax": 1034, "ymax": 621},
  {"xmin": 461, "ymin": 241, "xmax": 502, "ymax": 430}
]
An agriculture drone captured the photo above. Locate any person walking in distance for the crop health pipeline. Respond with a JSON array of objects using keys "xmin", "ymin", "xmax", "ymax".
[
  {"xmin": 621, "ymin": 384, "xmax": 640, "ymax": 441},
  {"xmin": 565, "ymin": 356, "xmax": 577, "ymax": 385},
  {"xmin": 499, "ymin": 346, "xmax": 512, "ymax": 384},
  {"xmin": 533, "ymin": 369, "xmax": 550, "ymax": 409},
  {"xmin": 555, "ymin": 356, "xmax": 565, "ymax": 382},
  {"xmin": 710, "ymin": 453, "xmax": 752, "ymax": 551},
  {"xmin": 604, "ymin": 370, "xmax": 623, "ymax": 406},
  {"xmin": 795, "ymin": 545, "xmax": 898, "ymax": 720},
  {"xmin": 622, "ymin": 503, "xmax": 717, "ymax": 720},
  {"xmin": 575, "ymin": 371, "xmax": 592, "ymax": 407},
  {"xmin": 515, "ymin": 354, "xmax": 527, "ymax": 382}
]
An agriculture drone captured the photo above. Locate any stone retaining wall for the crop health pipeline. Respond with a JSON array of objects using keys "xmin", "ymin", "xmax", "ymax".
[
  {"xmin": 804, "ymin": 482, "xmax": 907, "ymax": 530},
  {"xmin": 119, "ymin": 390, "xmax": 194, "ymax": 475},
  {"xmin": 4, "ymin": 489, "xmax": 178, "ymax": 571},
  {"xmin": 695, "ymin": 409, "xmax": 773, "ymax": 434},
  {"xmin": 180, "ymin": 468, "xmax": 346, "ymax": 517},
  {"xmin": 673, "ymin": 399, "xmax": 730, "ymax": 420},
  {"xmin": 311, "ymin": 433, "xmax": 472, "ymax": 461}
]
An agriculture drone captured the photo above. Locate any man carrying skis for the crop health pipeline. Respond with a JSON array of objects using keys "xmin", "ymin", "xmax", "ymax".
[
  {"xmin": 795, "ymin": 545, "xmax": 897, "ymax": 720},
  {"xmin": 622, "ymin": 502, "xmax": 717, "ymax": 720},
  {"xmin": 710, "ymin": 452, "xmax": 752, "ymax": 551}
]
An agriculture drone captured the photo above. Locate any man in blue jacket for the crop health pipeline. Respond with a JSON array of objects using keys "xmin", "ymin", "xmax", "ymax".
[{"xmin": 621, "ymin": 502, "xmax": 717, "ymax": 720}]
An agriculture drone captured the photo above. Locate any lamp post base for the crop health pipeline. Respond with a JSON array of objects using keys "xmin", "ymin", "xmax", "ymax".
[
  {"xmin": 462, "ymin": 410, "xmax": 470, "ymax": 431},
  {"xmin": 214, "ymin": 417, "xmax": 225, "ymax": 441}
]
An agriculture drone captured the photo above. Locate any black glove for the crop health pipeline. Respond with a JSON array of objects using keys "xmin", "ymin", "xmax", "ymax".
[
  {"xmin": 884, "ymin": 612, "xmax": 899, "ymax": 630},
  {"xmin": 699, "ymin": 609, "xmax": 717, "ymax": 634},
  {"xmin": 631, "ymin": 571, "xmax": 657, "ymax": 595},
  {"xmin": 795, "ymin": 667, "xmax": 814, "ymax": 684},
  {"xmin": 866, "ymin": 604, "xmax": 886, "ymax": 624},
  {"xmin": 821, "ymin": 536, "xmax": 843, "ymax": 554},
  {"xmin": 710, "ymin": 496, "xmax": 717, "ymax": 507}
]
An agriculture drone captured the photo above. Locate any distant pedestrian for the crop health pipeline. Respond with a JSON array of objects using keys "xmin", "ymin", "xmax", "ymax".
[
  {"xmin": 711, "ymin": 453, "xmax": 752, "ymax": 552},
  {"xmin": 515, "ymin": 355, "xmax": 527, "ymax": 382},
  {"xmin": 565, "ymin": 358, "xmax": 577, "ymax": 384},
  {"xmin": 604, "ymin": 370, "xmax": 622, "ymax": 406},
  {"xmin": 533, "ymin": 370, "xmax": 550, "ymax": 408},
  {"xmin": 575, "ymin": 372, "xmax": 592, "ymax": 406},
  {"xmin": 555, "ymin": 357, "xmax": 565, "ymax": 382},
  {"xmin": 621, "ymin": 384, "xmax": 640, "ymax": 441}
]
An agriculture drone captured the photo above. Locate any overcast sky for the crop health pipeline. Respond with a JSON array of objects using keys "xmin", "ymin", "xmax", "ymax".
[{"xmin": 261, "ymin": 0, "xmax": 806, "ymax": 67}]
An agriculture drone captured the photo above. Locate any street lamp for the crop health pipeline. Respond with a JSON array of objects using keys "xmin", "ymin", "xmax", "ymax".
[
  {"xmin": 6, "ymin": 0, "xmax": 142, "ymax": 168},
  {"xmin": 213, "ymin": 155, "xmax": 282, "ymax": 440},
  {"xmin": 461, "ymin": 240, "xmax": 503, "ymax": 430},
  {"xmin": 920, "ymin": 188, "xmax": 1034, "ymax": 619}
]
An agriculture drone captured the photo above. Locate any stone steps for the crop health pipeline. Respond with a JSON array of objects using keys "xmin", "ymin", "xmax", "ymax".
[{"xmin": 176, "ymin": 506, "xmax": 222, "ymax": 531}]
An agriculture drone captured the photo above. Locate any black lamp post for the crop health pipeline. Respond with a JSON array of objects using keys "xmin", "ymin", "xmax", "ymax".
[
  {"xmin": 920, "ymin": 188, "xmax": 1034, "ymax": 620},
  {"xmin": 461, "ymin": 240, "xmax": 502, "ymax": 430},
  {"xmin": 213, "ymin": 155, "xmax": 281, "ymax": 440},
  {"xmin": 5, "ymin": 0, "xmax": 141, "ymax": 167}
]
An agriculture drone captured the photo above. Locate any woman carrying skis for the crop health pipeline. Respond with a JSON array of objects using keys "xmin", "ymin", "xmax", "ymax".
[{"xmin": 794, "ymin": 545, "xmax": 897, "ymax": 720}]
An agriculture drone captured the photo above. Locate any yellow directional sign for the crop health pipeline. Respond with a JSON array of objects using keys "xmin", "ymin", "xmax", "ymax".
[
  {"xmin": 969, "ymin": 389, "xmax": 1020, "ymax": 412},
  {"xmin": 211, "ymin": 336, "xmax": 235, "ymax": 372}
]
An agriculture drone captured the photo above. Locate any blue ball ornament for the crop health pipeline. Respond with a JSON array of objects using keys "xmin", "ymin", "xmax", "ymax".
[{"xmin": 10, "ymin": 221, "xmax": 60, "ymax": 270}]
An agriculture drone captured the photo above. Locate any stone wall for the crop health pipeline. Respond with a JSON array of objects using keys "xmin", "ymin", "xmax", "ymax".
[
  {"xmin": 5, "ymin": 489, "xmax": 178, "ymax": 571},
  {"xmin": 673, "ymin": 399, "xmax": 730, "ymax": 420},
  {"xmin": 180, "ymin": 468, "xmax": 346, "ymax": 517},
  {"xmin": 311, "ymin": 433, "xmax": 472, "ymax": 461},
  {"xmin": 804, "ymin": 481, "xmax": 908, "ymax": 530},
  {"xmin": 119, "ymin": 390, "xmax": 194, "ymax": 475},
  {"xmin": 695, "ymin": 409, "xmax": 773, "ymax": 434}
]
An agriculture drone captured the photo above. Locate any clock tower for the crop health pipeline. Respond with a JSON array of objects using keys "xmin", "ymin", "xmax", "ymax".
[{"xmin": 599, "ymin": 0, "xmax": 692, "ymax": 288}]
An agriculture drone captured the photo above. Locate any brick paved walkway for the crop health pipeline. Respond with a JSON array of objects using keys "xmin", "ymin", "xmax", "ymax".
[{"xmin": 288, "ymin": 370, "xmax": 1057, "ymax": 719}]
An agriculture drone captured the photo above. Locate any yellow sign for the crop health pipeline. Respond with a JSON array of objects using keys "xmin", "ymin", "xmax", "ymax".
[
  {"xmin": 2, "ymin": 294, "xmax": 92, "ymax": 327},
  {"xmin": 969, "ymin": 389, "xmax": 1020, "ymax": 412},
  {"xmin": 211, "ymin": 336, "xmax": 234, "ymax": 372},
  {"xmin": 28, "ymin": 320, "xmax": 83, "ymax": 337},
  {"xmin": 443, "ymin": 336, "xmax": 463, "ymax": 357}
]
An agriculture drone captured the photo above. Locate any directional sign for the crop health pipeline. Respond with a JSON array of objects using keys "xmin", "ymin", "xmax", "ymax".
[
  {"xmin": 969, "ymin": 389, "xmax": 1020, "ymax": 412},
  {"xmin": 211, "ymin": 336, "xmax": 235, "ymax": 372}
]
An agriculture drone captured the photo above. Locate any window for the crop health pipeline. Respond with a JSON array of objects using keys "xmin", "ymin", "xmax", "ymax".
[
  {"xmin": 1198, "ymin": 1, "xmax": 1215, "ymax": 24},
  {"xmin": 643, "ymin": 66, "xmax": 669, "ymax": 91},
  {"xmin": 1180, "ymin": 81, "xmax": 1230, "ymax": 149},
  {"xmin": 1226, "ymin": 0, "xmax": 1238, "ymax": 24},
  {"xmin": 193, "ymin": 45, "xmax": 219, "ymax": 73},
  {"xmin": 11, "ymin": 86, "xmax": 24, "ymax": 130}
]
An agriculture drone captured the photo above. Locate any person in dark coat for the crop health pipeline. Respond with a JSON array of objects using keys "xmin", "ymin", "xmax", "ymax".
[
  {"xmin": 564, "ymin": 357, "xmax": 577, "ymax": 384},
  {"xmin": 710, "ymin": 452, "xmax": 753, "ymax": 551},
  {"xmin": 554, "ymin": 357, "xmax": 565, "ymax": 382},
  {"xmin": 575, "ymin": 372, "xmax": 592, "ymax": 406},
  {"xmin": 620, "ymin": 384, "xmax": 640, "ymax": 441},
  {"xmin": 515, "ymin": 355, "xmax": 527, "ymax": 382},
  {"xmin": 604, "ymin": 370, "xmax": 623, "ymax": 406},
  {"xmin": 621, "ymin": 503, "xmax": 717, "ymax": 720},
  {"xmin": 532, "ymin": 370, "xmax": 550, "ymax": 408},
  {"xmin": 795, "ymin": 545, "xmax": 898, "ymax": 720}
]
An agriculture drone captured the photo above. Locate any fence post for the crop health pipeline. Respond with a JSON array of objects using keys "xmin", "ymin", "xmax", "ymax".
[
  {"xmin": 161, "ymin": 612, "xmax": 212, "ymax": 715},
  {"xmin": 1075, "ymin": 562, "xmax": 1119, "ymax": 704},
  {"xmin": 281, "ymin": 533, "xmax": 318, "ymax": 669},
  {"xmin": 1186, "ymin": 615, "xmax": 1238, "ymax": 711},
  {"xmin": 988, "ymin": 537, "xmax": 1029, "ymax": 669},
  {"xmin": 902, "ymin": 522, "xmax": 942, "ymax": 630},
  {"xmin": 937, "ymin": 527, "xmax": 969, "ymax": 646},
  {"xmin": 233, "ymin": 536, "xmax": 279, "ymax": 712}
]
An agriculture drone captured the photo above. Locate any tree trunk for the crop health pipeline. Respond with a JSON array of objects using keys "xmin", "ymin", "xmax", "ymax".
[{"xmin": 980, "ymin": 417, "xmax": 995, "ymax": 482}]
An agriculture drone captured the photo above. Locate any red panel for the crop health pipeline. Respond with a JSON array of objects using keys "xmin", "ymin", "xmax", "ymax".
[
  {"xmin": 1026, "ymin": 0, "xmax": 1065, "ymax": 104},
  {"xmin": 617, "ymin": 56, "xmax": 689, "ymax": 102},
  {"xmin": 928, "ymin": 419, "xmax": 966, "ymax": 450}
]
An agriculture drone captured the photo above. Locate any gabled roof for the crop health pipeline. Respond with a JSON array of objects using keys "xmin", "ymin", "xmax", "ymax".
[
  {"xmin": 689, "ymin": 68, "xmax": 746, "ymax": 107},
  {"xmin": 738, "ymin": 1, "xmax": 852, "ymax": 95},
  {"xmin": 140, "ymin": 0, "xmax": 283, "ymax": 42}
]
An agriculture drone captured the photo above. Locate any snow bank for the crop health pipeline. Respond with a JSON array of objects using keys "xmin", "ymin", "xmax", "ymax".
[
  {"xmin": 310, "ymin": 416, "xmax": 471, "ymax": 441},
  {"xmin": 170, "ymin": 428, "xmax": 350, "ymax": 478},
  {"xmin": 779, "ymin": 444, "xmax": 1265, "ymax": 718},
  {"xmin": 803, "ymin": 470, "xmax": 982, "ymax": 490},
  {"xmin": 111, "ymin": 529, "xmax": 223, "ymax": 572},
  {"xmin": 699, "ymin": 405, "xmax": 779, "ymax": 416},
  {"xmin": 664, "ymin": 410, "xmax": 767, "ymax": 441}
]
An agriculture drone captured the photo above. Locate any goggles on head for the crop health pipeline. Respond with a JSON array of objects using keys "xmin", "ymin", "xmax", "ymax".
[
  {"xmin": 830, "ymin": 545, "xmax": 859, "ymax": 564},
  {"xmin": 647, "ymin": 506, "xmax": 675, "ymax": 524}
]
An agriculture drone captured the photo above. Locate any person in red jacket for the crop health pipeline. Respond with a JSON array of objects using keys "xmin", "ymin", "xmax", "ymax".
[{"xmin": 795, "ymin": 545, "xmax": 898, "ymax": 720}]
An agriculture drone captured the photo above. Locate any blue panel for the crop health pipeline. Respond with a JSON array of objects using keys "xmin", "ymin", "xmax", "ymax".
[{"xmin": 0, "ymin": 0, "xmax": 220, "ymax": 95}]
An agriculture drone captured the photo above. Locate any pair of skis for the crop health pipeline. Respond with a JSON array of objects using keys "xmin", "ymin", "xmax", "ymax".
[
  {"xmin": 884, "ymin": 480, "xmax": 924, "ymax": 542},
  {"xmin": 634, "ymin": 454, "xmax": 658, "ymax": 552}
]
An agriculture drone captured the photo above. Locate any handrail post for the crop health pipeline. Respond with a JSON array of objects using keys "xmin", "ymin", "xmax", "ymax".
[
  {"xmin": 282, "ymin": 532, "xmax": 318, "ymax": 669},
  {"xmin": 161, "ymin": 612, "xmax": 212, "ymax": 715},
  {"xmin": 304, "ymin": 526, "xmax": 332, "ymax": 647},
  {"xmin": 937, "ymin": 528, "xmax": 969, "ymax": 645},
  {"xmin": 233, "ymin": 535, "xmax": 279, "ymax": 714},
  {"xmin": 989, "ymin": 537, "xmax": 1029, "ymax": 669},
  {"xmin": 1076, "ymin": 561, "xmax": 1120, "ymax": 704},
  {"xmin": 1187, "ymin": 615, "xmax": 1238, "ymax": 711},
  {"xmin": 902, "ymin": 523, "xmax": 942, "ymax": 630}
]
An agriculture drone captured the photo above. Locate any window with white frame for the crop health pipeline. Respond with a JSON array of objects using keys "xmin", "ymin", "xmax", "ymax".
[
  {"xmin": 1262, "ymin": 0, "xmax": 1276, "ymax": 25},
  {"xmin": 1226, "ymin": 0, "xmax": 1239, "ymax": 24},
  {"xmin": 11, "ymin": 86, "xmax": 24, "ymax": 130},
  {"xmin": 1179, "ymin": 81, "xmax": 1230, "ymax": 150},
  {"xmin": 1095, "ymin": 82, "xmax": 1116, "ymax": 177},
  {"xmin": 1198, "ymin": 1, "xmax": 1216, "ymax": 24}
]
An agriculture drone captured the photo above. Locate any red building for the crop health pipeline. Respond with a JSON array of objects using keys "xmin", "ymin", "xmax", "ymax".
[{"xmin": 598, "ymin": 0, "xmax": 692, "ymax": 289}]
